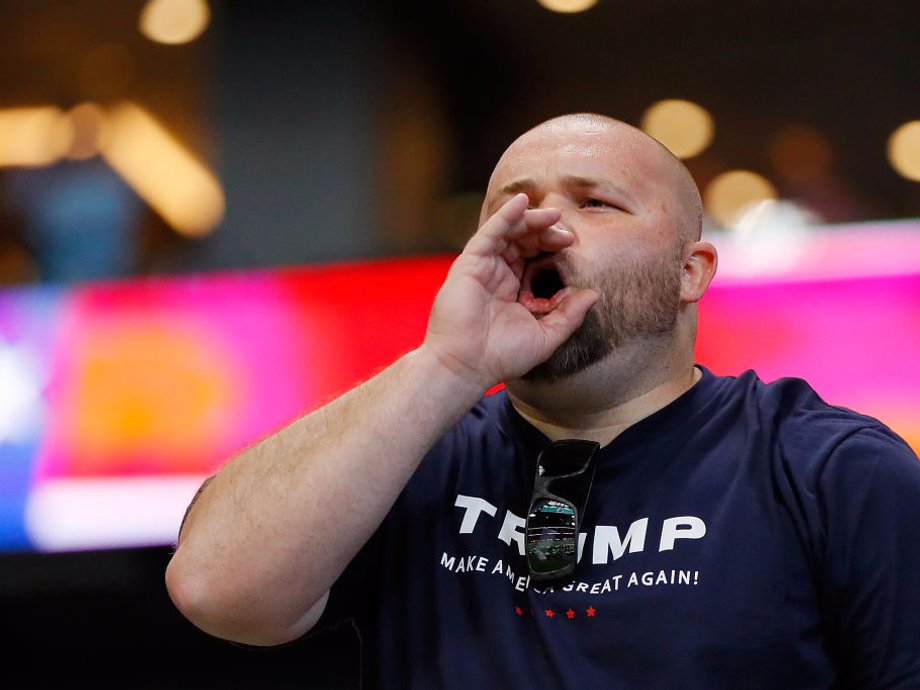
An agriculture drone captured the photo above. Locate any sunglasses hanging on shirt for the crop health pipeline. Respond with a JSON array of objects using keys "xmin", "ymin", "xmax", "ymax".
[{"xmin": 525, "ymin": 439, "xmax": 600, "ymax": 586}]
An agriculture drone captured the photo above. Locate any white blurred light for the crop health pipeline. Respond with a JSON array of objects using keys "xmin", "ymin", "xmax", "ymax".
[
  {"xmin": 724, "ymin": 199, "xmax": 820, "ymax": 275},
  {"xmin": 0, "ymin": 338, "xmax": 44, "ymax": 444},
  {"xmin": 24, "ymin": 475, "xmax": 208, "ymax": 551}
]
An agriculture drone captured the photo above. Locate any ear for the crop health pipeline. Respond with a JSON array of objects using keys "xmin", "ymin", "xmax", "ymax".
[{"xmin": 680, "ymin": 241, "xmax": 718, "ymax": 304}]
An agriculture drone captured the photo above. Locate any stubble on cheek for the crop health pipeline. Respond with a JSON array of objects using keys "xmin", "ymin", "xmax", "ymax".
[{"xmin": 521, "ymin": 252, "xmax": 682, "ymax": 383}]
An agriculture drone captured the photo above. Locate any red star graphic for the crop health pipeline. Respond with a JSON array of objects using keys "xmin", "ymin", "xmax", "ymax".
[
  {"xmin": 514, "ymin": 606, "xmax": 523, "ymax": 616},
  {"xmin": 566, "ymin": 609, "xmax": 576, "ymax": 619},
  {"xmin": 586, "ymin": 606, "xmax": 596, "ymax": 618},
  {"xmin": 544, "ymin": 609, "xmax": 555, "ymax": 618}
]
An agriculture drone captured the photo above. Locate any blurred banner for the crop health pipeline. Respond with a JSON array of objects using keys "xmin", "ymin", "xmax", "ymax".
[
  {"xmin": 0, "ymin": 256, "xmax": 450, "ymax": 552},
  {"xmin": 1, "ymin": 220, "xmax": 919, "ymax": 553}
]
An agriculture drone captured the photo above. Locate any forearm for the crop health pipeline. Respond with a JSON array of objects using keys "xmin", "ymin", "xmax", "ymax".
[{"xmin": 165, "ymin": 344, "xmax": 486, "ymax": 645}]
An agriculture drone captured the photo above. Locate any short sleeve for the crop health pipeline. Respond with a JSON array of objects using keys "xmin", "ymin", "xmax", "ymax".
[{"xmin": 818, "ymin": 426, "xmax": 920, "ymax": 688}]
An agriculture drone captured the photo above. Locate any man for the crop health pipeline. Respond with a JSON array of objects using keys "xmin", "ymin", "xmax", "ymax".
[{"xmin": 166, "ymin": 113, "xmax": 920, "ymax": 688}]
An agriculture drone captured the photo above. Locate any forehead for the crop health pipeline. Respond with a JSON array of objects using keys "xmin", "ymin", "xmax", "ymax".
[{"xmin": 486, "ymin": 121, "xmax": 673, "ymax": 201}]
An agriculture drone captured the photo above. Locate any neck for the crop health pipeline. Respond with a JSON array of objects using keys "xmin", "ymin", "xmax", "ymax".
[{"xmin": 506, "ymin": 341, "xmax": 700, "ymax": 446}]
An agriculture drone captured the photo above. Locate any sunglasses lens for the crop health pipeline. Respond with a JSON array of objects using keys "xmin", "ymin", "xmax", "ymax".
[
  {"xmin": 526, "ymin": 497, "xmax": 577, "ymax": 576},
  {"xmin": 537, "ymin": 439, "xmax": 597, "ymax": 476}
]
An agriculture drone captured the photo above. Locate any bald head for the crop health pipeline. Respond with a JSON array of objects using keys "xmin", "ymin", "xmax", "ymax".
[
  {"xmin": 478, "ymin": 112, "xmax": 717, "ymax": 393},
  {"xmin": 486, "ymin": 112, "xmax": 703, "ymax": 247}
]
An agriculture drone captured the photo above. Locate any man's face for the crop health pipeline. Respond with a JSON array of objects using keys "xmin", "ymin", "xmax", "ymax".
[
  {"xmin": 523, "ymin": 239, "xmax": 682, "ymax": 382},
  {"xmin": 482, "ymin": 118, "xmax": 688, "ymax": 382}
]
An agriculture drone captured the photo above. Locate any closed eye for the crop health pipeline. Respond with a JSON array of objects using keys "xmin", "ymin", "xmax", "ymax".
[{"xmin": 582, "ymin": 197, "xmax": 623, "ymax": 211}]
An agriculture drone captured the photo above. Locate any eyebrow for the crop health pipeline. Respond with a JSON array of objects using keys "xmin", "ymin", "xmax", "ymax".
[
  {"xmin": 494, "ymin": 175, "xmax": 636, "ymax": 206},
  {"xmin": 494, "ymin": 178, "xmax": 537, "ymax": 199},
  {"xmin": 560, "ymin": 175, "xmax": 635, "ymax": 203}
]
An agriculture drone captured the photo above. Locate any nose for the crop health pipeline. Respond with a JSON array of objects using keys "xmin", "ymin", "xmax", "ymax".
[
  {"xmin": 533, "ymin": 191, "xmax": 566, "ymax": 210},
  {"xmin": 536, "ymin": 193, "xmax": 575, "ymax": 238}
]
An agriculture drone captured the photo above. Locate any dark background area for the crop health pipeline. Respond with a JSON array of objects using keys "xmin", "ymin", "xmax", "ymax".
[
  {"xmin": 3, "ymin": 0, "xmax": 920, "ymax": 284},
  {"xmin": 2, "ymin": 1, "xmax": 920, "ymax": 686},
  {"xmin": 3, "ymin": 546, "xmax": 361, "ymax": 688}
]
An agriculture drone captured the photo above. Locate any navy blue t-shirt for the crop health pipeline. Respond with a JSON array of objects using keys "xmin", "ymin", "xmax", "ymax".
[{"xmin": 318, "ymin": 365, "xmax": 920, "ymax": 688}]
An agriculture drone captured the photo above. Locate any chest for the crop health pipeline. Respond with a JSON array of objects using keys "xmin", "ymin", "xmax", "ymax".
[
  {"xmin": 419, "ymin": 437, "xmax": 820, "ymax": 641},
  {"xmin": 370, "ymin": 434, "xmax": 833, "ymax": 687}
]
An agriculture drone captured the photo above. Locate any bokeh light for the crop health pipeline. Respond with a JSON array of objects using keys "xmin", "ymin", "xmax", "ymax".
[
  {"xmin": 536, "ymin": 0, "xmax": 599, "ymax": 13},
  {"xmin": 769, "ymin": 124, "xmax": 834, "ymax": 182},
  {"xmin": 139, "ymin": 0, "xmax": 211, "ymax": 45},
  {"xmin": 0, "ymin": 107, "xmax": 73, "ymax": 168},
  {"xmin": 640, "ymin": 99, "xmax": 714, "ymax": 159},
  {"xmin": 100, "ymin": 101, "xmax": 224, "ymax": 236},
  {"xmin": 888, "ymin": 120, "xmax": 920, "ymax": 182},
  {"xmin": 704, "ymin": 169, "xmax": 778, "ymax": 228}
]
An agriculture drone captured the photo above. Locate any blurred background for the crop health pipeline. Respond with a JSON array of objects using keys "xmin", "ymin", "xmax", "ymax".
[{"xmin": 2, "ymin": 0, "xmax": 920, "ymax": 686}]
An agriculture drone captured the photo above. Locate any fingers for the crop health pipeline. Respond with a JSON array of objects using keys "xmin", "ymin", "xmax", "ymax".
[{"xmin": 465, "ymin": 193, "xmax": 571, "ymax": 260}]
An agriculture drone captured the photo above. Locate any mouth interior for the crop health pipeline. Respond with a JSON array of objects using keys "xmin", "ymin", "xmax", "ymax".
[{"xmin": 531, "ymin": 268, "xmax": 565, "ymax": 299}]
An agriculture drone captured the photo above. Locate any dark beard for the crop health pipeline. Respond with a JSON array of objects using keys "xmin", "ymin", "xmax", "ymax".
[{"xmin": 522, "ymin": 252, "xmax": 682, "ymax": 384}]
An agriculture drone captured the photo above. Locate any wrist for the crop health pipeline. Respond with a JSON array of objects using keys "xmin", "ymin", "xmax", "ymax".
[{"xmin": 407, "ymin": 344, "xmax": 496, "ymax": 410}]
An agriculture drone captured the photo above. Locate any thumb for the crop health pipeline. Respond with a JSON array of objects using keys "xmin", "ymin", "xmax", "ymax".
[{"xmin": 534, "ymin": 288, "xmax": 599, "ymax": 348}]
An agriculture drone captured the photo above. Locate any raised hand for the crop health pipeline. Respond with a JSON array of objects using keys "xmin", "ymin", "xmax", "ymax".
[{"xmin": 424, "ymin": 193, "xmax": 598, "ymax": 391}]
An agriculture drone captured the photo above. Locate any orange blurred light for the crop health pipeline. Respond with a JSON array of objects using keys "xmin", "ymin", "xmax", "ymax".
[
  {"xmin": 100, "ymin": 101, "xmax": 224, "ymax": 236},
  {"xmin": 139, "ymin": 0, "xmax": 211, "ymax": 45},
  {"xmin": 769, "ymin": 124, "xmax": 834, "ymax": 182},
  {"xmin": 64, "ymin": 103, "xmax": 107, "ymax": 161},
  {"xmin": 640, "ymin": 99, "xmax": 714, "ymax": 159},
  {"xmin": 888, "ymin": 120, "xmax": 920, "ymax": 182},
  {"xmin": 0, "ymin": 106, "xmax": 73, "ymax": 168},
  {"xmin": 64, "ymin": 318, "xmax": 239, "ymax": 472},
  {"xmin": 536, "ymin": 0, "xmax": 599, "ymax": 13},
  {"xmin": 704, "ymin": 169, "xmax": 778, "ymax": 228}
]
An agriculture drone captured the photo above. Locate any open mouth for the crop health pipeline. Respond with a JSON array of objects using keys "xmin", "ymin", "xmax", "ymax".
[
  {"xmin": 530, "ymin": 266, "xmax": 565, "ymax": 299},
  {"xmin": 518, "ymin": 255, "xmax": 572, "ymax": 316}
]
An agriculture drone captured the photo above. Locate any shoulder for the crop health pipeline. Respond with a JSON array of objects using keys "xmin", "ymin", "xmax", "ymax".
[
  {"xmin": 700, "ymin": 366, "xmax": 918, "ymax": 486},
  {"xmin": 759, "ymin": 374, "xmax": 916, "ymax": 472},
  {"xmin": 706, "ymin": 367, "xmax": 912, "ymax": 456}
]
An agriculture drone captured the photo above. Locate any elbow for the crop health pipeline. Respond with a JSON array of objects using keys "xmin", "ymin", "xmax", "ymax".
[
  {"xmin": 164, "ymin": 553, "xmax": 243, "ymax": 642},
  {"xmin": 164, "ymin": 549, "xmax": 326, "ymax": 647},
  {"xmin": 164, "ymin": 552, "xmax": 289, "ymax": 646}
]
